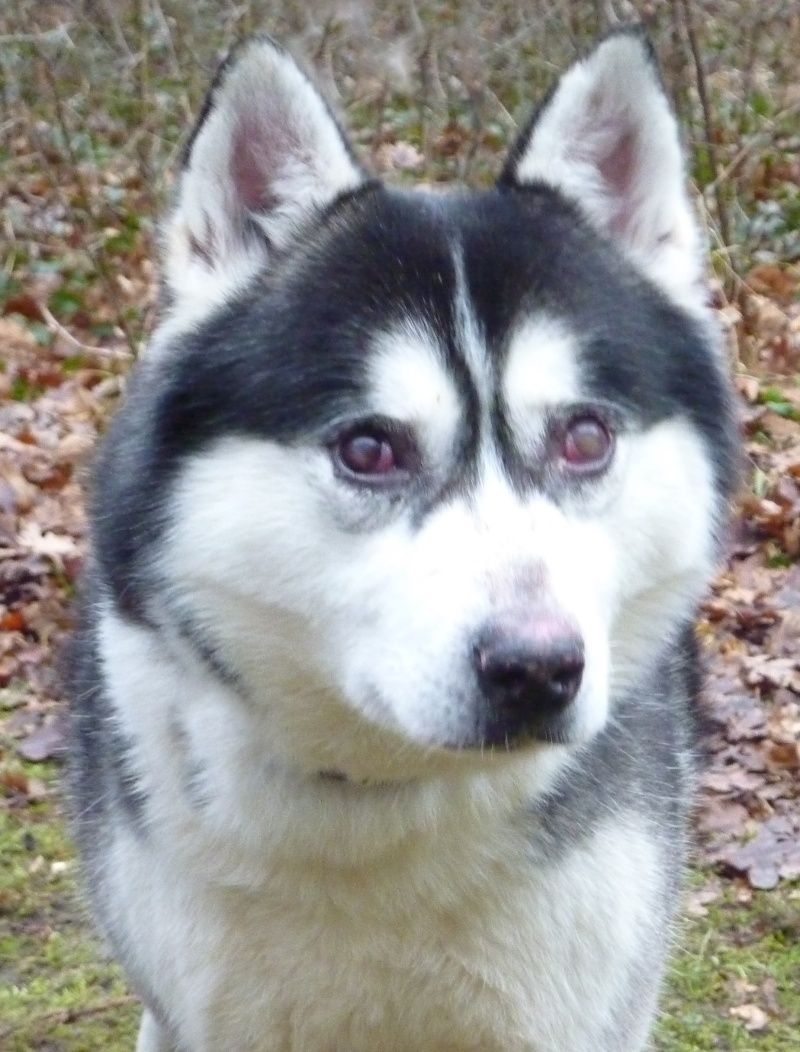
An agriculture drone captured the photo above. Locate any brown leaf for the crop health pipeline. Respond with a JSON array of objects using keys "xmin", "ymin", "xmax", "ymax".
[
  {"xmin": 0, "ymin": 765, "xmax": 32, "ymax": 795},
  {"xmin": 2, "ymin": 292, "xmax": 44, "ymax": 321},
  {"xmin": 697, "ymin": 799, "xmax": 750, "ymax": 835},
  {"xmin": 729, "ymin": 1004, "xmax": 769, "ymax": 1032},
  {"xmin": 0, "ymin": 609, "xmax": 26, "ymax": 632},
  {"xmin": 17, "ymin": 715, "xmax": 67, "ymax": 762},
  {"xmin": 767, "ymin": 742, "xmax": 800, "ymax": 769},
  {"xmin": 748, "ymin": 264, "xmax": 799, "ymax": 302}
]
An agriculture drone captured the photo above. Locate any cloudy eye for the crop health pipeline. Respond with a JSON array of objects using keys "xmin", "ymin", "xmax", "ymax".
[
  {"xmin": 334, "ymin": 426, "xmax": 413, "ymax": 481},
  {"xmin": 561, "ymin": 415, "xmax": 613, "ymax": 472}
]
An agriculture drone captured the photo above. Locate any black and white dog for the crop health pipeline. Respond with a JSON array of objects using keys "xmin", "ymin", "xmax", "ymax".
[{"xmin": 68, "ymin": 27, "xmax": 737, "ymax": 1052}]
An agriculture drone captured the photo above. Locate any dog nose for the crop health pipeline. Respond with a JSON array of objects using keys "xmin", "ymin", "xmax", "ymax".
[{"xmin": 472, "ymin": 618, "xmax": 584, "ymax": 741}]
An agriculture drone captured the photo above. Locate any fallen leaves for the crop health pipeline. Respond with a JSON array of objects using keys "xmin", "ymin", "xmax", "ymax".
[
  {"xmin": 16, "ymin": 520, "xmax": 80, "ymax": 568},
  {"xmin": 731, "ymin": 264, "xmax": 800, "ymax": 373},
  {"xmin": 697, "ymin": 382, "xmax": 800, "ymax": 888},
  {"xmin": 0, "ymin": 303, "xmax": 105, "ymax": 786},
  {"xmin": 16, "ymin": 713, "xmax": 68, "ymax": 763},
  {"xmin": 741, "ymin": 654, "xmax": 800, "ymax": 694},
  {"xmin": 729, "ymin": 1002, "xmax": 769, "ymax": 1033}
]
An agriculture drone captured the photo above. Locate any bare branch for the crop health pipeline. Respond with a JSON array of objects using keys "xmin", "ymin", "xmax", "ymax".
[{"xmin": 675, "ymin": 0, "xmax": 733, "ymax": 252}]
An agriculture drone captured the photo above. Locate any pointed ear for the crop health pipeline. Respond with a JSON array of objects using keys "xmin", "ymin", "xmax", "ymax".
[
  {"xmin": 500, "ymin": 28, "xmax": 706, "ymax": 313},
  {"xmin": 162, "ymin": 37, "xmax": 366, "ymax": 316}
]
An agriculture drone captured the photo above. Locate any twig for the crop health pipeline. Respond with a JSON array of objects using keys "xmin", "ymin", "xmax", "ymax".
[
  {"xmin": 483, "ymin": 87, "xmax": 517, "ymax": 131},
  {"xmin": 38, "ymin": 303, "xmax": 134, "ymax": 362},
  {"xmin": 0, "ymin": 994, "xmax": 139, "ymax": 1042},
  {"xmin": 149, "ymin": 0, "xmax": 193, "ymax": 121},
  {"xmin": 99, "ymin": 0, "xmax": 133, "ymax": 60},
  {"xmin": 676, "ymin": 0, "xmax": 733, "ymax": 252},
  {"xmin": 132, "ymin": 0, "xmax": 154, "ymax": 190},
  {"xmin": 37, "ymin": 60, "xmax": 141, "ymax": 358},
  {"xmin": 0, "ymin": 25, "xmax": 73, "ymax": 46}
]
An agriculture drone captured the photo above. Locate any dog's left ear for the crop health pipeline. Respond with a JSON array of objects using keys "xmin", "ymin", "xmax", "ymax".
[{"xmin": 500, "ymin": 28, "xmax": 706, "ymax": 313}]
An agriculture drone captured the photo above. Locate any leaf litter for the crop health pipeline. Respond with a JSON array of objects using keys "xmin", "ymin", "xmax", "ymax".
[{"xmin": 698, "ymin": 337, "xmax": 800, "ymax": 890}]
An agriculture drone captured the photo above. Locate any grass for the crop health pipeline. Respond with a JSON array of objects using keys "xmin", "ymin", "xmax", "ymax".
[
  {"xmin": 0, "ymin": 763, "xmax": 139, "ymax": 1051},
  {"xmin": 658, "ymin": 878, "xmax": 800, "ymax": 1050},
  {"xmin": 1, "ymin": 759, "xmax": 798, "ymax": 1050}
]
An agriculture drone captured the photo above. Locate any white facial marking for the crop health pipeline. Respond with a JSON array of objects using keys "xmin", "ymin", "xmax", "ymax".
[
  {"xmin": 607, "ymin": 416, "xmax": 719, "ymax": 694},
  {"xmin": 503, "ymin": 315, "xmax": 582, "ymax": 443},
  {"xmin": 451, "ymin": 247, "xmax": 488, "ymax": 377},
  {"xmin": 369, "ymin": 322, "xmax": 461, "ymax": 460}
]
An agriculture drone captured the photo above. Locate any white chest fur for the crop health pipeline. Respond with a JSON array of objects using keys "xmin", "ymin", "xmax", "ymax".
[
  {"xmin": 99, "ymin": 612, "xmax": 667, "ymax": 1052},
  {"xmin": 108, "ymin": 779, "xmax": 665, "ymax": 1052}
]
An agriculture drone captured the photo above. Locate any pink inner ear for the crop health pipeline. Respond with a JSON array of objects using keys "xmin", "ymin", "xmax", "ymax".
[
  {"xmin": 230, "ymin": 109, "xmax": 310, "ymax": 214},
  {"xmin": 231, "ymin": 114, "xmax": 280, "ymax": 212},
  {"xmin": 596, "ymin": 125, "xmax": 638, "ymax": 237}
]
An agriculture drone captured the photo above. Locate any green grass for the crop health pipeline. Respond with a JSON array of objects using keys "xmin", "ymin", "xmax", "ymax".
[
  {"xmin": 0, "ymin": 766, "xmax": 139, "ymax": 1051},
  {"xmin": 657, "ymin": 879, "xmax": 800, "ymax": 1050},
  {"xmin": 1, "ymin": 759, "xmax": 798, "ymax": 1050}
]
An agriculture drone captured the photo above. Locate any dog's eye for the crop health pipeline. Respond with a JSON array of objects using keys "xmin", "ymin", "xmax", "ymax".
[
  {"xmin": 561, "ymin": 415, "xmax": 613, "ymax": 471},
  {"xmin": 336, "ymin": 430, "xmax": 400, "ymax": 478}
]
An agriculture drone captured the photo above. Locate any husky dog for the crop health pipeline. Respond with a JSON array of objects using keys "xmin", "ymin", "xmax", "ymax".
[{"xmin": 68, "ymin": 26, "xmax": 737, "ymax": 1052}]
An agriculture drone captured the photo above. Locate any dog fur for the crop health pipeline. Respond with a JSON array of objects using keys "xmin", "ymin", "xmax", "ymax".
[{"xmin": 67, "ymin": 28, "xmax": 737, "ymax": 1052}]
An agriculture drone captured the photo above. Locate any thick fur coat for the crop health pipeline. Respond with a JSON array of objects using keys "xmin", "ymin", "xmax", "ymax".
[{"xmin": 68, "ymin": 28, "xmax": 737, "ymax": 1052}]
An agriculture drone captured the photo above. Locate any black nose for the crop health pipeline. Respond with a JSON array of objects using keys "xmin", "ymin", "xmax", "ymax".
[{"xmin": 473, "ymin": 623, "xmax": 584, "ymax": 742}]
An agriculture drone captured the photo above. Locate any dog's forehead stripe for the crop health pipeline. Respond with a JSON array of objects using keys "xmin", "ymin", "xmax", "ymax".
[
  {"xmin": 367, "ymin": 240, "xmax": 588, "ymax": 490},
  {"xmin": 451, "ymin": 245, "xmax": 494, "ymax": 414},
  {"xmin": 449, "ymin": 241, "xmax": 584, "ymax": 462}
]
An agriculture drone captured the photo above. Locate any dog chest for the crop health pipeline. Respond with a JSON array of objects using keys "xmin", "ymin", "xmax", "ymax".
[{"xmin": 113, "ymin": 807, "xmax": 665, "ymax": 1052}]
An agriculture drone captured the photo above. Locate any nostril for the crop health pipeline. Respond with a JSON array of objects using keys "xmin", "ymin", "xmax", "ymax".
[
  {"xmin": 474, "ymin": 646, "xmax": 534, "ymax": 690},
  {"xmin": 473, "ymin": 631, "xmax": 585, "ymax": 715},
  {"xmin": 549, "ymin": 655, "xmax": 584, "ymax": 692},
  {"xmin": 486, "ymin": 659, "xmax": 532, "ymax": 697}
]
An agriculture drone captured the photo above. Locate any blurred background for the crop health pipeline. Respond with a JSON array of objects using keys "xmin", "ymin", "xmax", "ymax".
[
  {"xmin": 1, "ymin": 1, "xmax": 799, "ymax": 358},
  {"xmin": 1, "ymin": 3, "xmax": 799, "ymax": 1050}
]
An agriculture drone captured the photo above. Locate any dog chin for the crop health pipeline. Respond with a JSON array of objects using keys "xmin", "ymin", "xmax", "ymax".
[
  {"xmin": 376, "ymin": 706, "xmax": 601, "ymax": 759},
  {"xmin": 441, "ymin": 688, "xmax": 609, "ymax": 754},
  {"xmin": 446, "ymin": 714, "xmax": 601, "ymax": 753}
]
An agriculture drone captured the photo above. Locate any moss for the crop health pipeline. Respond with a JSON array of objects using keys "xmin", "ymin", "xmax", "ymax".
[
  {"xmin": 656, "ymin": 879, "xmax": 800, "ymax": 1050},
  {"xmin": 2, "ymin": 760, "xmax": 799, "ymax": 1049},
  {"xmin": 0, "ymin": 779, "xmax": 139, "ymax": 1050}
]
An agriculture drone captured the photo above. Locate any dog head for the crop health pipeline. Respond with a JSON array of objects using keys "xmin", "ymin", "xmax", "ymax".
[{"xmin": 98, "ymin": 31, "xmax": 737, "ymax": 780}]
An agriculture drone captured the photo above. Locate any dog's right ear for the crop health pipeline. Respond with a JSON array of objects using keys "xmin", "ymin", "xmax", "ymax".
[{"xmin": 161, "ymin": 38, "xmax": 366, "ymax": 317}]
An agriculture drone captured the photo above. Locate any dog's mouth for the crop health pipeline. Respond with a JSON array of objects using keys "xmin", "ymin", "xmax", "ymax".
[
  {"xmin": 317, "ymin": 769, "xmax": 417, "ymax": 790},
  {"xmin": 313, "ymin": 722, "xmax": 571, "ymax": 789},
  {"xmin": 309, "ymin": 678, "xmax": 587, "ymax": 789}
]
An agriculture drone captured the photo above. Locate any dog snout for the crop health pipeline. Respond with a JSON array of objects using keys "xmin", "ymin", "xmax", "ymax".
[{"xmin": 472, "ymin": 615, "xmax": 584, "ymax": 744}]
